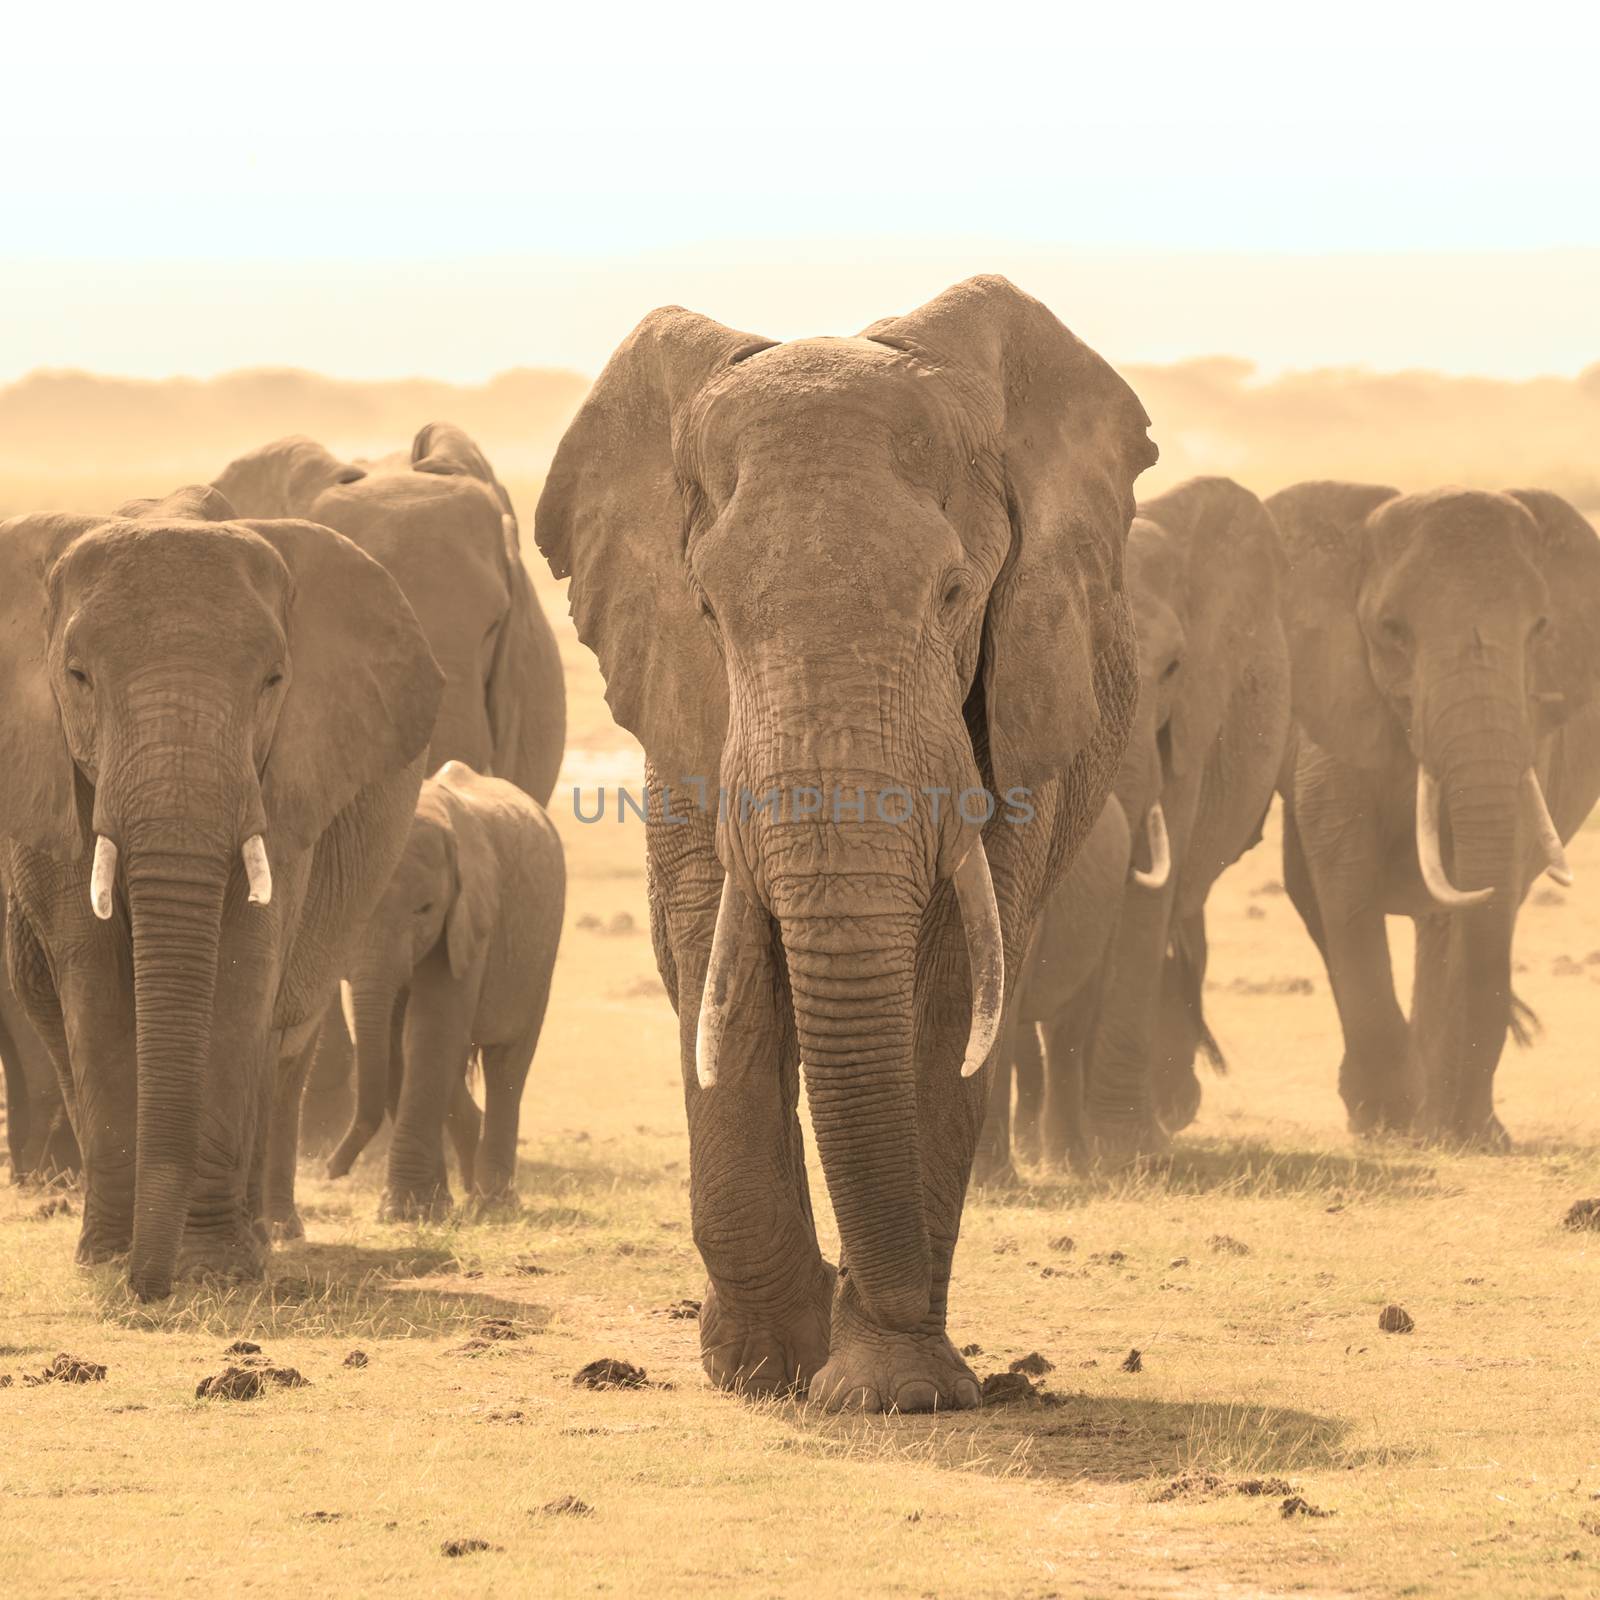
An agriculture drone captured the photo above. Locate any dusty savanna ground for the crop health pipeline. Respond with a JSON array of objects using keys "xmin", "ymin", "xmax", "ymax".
[{"xmin": 3, "ymin": 554, "xmax": 1600, "ymax": 1600}]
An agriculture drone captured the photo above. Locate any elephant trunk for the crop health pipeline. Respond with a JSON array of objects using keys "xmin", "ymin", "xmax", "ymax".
[
  {"xmin": 776, "ymin": 876, "xmax": 931, "ymax": 1334},
  {"xmin": 123, "ymin": 835, "xmax": 231, "ymax": 1300},
  {"xmin": 328, "ymin": 967, "xmax": 406, "ymax": 1180}
]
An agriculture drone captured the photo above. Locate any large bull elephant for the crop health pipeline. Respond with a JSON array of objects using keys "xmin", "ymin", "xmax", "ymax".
[
  {"xmin": 213, "ymin": 423, "xmax": 566, "ymax": 1149},
  {"xmin": 1271, "ymin": 482, "xmax": 1600, "ymax": 1144},
  {"xmin": 535, "ymin": 276, "xmax": 1157, "ymax": 1411},
  {"xmin": 0, "ymin": 487, "xmax": 441, "ymax": 1297}
]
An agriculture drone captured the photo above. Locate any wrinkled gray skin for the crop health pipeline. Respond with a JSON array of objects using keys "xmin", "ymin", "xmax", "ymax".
[
  {"xmin": 214, "ymin": 423, "xmax": 566, "ymax": 1151},
  {"xmin": 535, "ymin": 276, "xmax": 1157, "ymax": 1412},
  {"xmin": 1273, "ymin": 483, "xmax": 1600, "ymax": 1145},
  {"xmin": 981, "ymin": 478, "xmax": 1291, "ymax": 1173},
  {"xmin": 326, "ymin": 762, "xmax": 564, "ymax": 1218},
  {"xmin": 982, "ymin": 797, "xmax": 1129, "ymax": 1171},
  {"xmin": 0, "ymin": 487, "xmax": 440, "ymax": 1298}
]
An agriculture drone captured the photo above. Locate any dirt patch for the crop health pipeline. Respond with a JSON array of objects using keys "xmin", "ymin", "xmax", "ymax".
[
  {"xmin": 440, "ymin": 1537, "xmax": 500, "ymax": 1557},
  {"xmin": 448, "ymin": 1319, "xmax": 526, "ymax": 1357},
  {"xmin": 959, "ymin": 1342, "xmax": 983, "ymax": 1357},
  {"xmin": 1378, "ymin": 1304, "xmax": 1415, "ymax": 1334},
  {"xmin": 652, "ymin": 1299, "xmax": 701, "ymax": 1320},
  {"xmin": 223, "ymin": 1340, "xmax": 262, "ymax": 1356},
  {"xmin": 1009, "ymin": 1352, "xmax": 1054, "ymax": 1377},
  {"xmin": 538, "ymin": 1494, "xmax": 594, "ymax": 1517},
  {"xmin": 196, "ymin": 1364, "xmax": 308, "ymax": 1400},
  {"xmin": 1281, "ymin": 1494, "xmax": 1335, "ymax": 1518},
  {"xmin": 1152, "ymin": 1472, "xmax": 1296, "ymax": 1502},
  {"xmin": 1207, "ymin": 1234, "xmax": 1251, "ymax": 1256},
  {"xmin": 301, "ymin": 1510, "xmax": 346, "ymax": 1523},
  {"xmin": 1561, "ymin": 1199, "xmax": 1600, "ymax": 1231},
  {"xmin": 343, "ymin": 1349, "xmax": 369, "ymax": 1368},
  {"xmin": 1120, "ymin": 1348, "xmax": 1144, "ymax": 1373},
  {"xmin": 1048, "ymin": 1235, "xmax": 1075, "ymax": 1254},
  {"xmin": 512, "ymin": 1258, "xmax": 551, "ymax": 1276},
  {"xmin": 572, "ymin": 1358, "xmax": 650, "ymax": 1390},
  {"xmin": 1224, "ymin": 976, "xmax": 1314, "ymax": 996}
]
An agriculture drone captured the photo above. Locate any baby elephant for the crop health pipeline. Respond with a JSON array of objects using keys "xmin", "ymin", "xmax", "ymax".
[{"xmin": 328, "ymin": 762, "xmax": 564, "ymax": 1217}]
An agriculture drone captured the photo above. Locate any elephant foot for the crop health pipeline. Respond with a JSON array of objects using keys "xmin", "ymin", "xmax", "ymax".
[
  {"xmin": 1086, "ymin": 1118, "xmax": 1170, "ymax": 1168},
  {"xmin": 74, "ymin": 1231, "xmax": 130, "ymax": 1267},
  {"xmin": 810, "ymin": 1327, "xmax": 980, "ymax": 1414},
  {"xmin": 700, "ymin": 1262, "xmax": 834, "ymax": 1398},
  {"xmin": 379, "ymin": 1184, "xmax": 453, "ymax": 1223},
  {"xmin": 175, "ymin": 1231, "xmax": 267, "ymax": 1287},
  {"xmin": 1345, "ymin": 1096, "xmax": 1415, "ymax": 1138},
  {"xmin": 267, "ymin": 1209, "xmax": 305, "ymax": 1243},
  {"xmin": 465, "ymin": 1187, "xmax": 521, "ymax": 1222}
]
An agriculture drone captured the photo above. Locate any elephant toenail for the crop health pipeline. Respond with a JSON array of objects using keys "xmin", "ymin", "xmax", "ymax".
[
  {"xmin": 893, "ymin": 1380, "xmax": 939, "ymax": 1413},
  {"xmin": 955, "ymin": 1378, "xmax": 981, "ymax": 1409}
]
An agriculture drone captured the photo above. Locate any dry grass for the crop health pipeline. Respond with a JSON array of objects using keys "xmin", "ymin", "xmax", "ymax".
[{"xmin": 4, "ymin": 560, "xmax": 1600, "ymax": 1599}]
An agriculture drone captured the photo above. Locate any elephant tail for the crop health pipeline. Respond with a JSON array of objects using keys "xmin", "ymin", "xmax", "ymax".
[
  {"xmin": 1168, "ymin": 915, "xmax": 1226, "ymax": 1074},
  {"xmin": 1509, "ymin": 990, "xmax": 1543, "ymax": 1049}
]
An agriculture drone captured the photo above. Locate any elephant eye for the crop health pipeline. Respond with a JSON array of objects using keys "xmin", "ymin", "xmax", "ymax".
[
  {"xmin": 1380, "ymin": 616, "xmax": 1410, "ymax": 648},
  {"xmin": 263, "ymin": 668, "xmax": 285, "ymax": 691},
  {"xmin": 1161, "ymin": 657, "xmax": 1181, "ymax": 682},
  {"xmin": 67, "ymin": 665, "xmax": 91, "ymax": 688},
  {"xmin": 1530, "ymin": 615, "xmax": 1550, "ymax": 640},
  {"xmin": 416, "ymin": 901, "xmax": 434, "ymax": 916}
]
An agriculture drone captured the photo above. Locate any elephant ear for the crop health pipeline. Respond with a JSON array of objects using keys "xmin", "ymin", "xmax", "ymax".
[
  {"xmin": 1137, "ymin": 477, "xmax": 1286, "ymax": 783},
  {"xmin": 534, "ymin": 308, "xmax": 776, "ymax": 783},
  {"xmin": 213, "ymin": 437, "xmax": 366, "ymax": 520},
  {"xmin": 1266, "ymin": 481, "xmax": 1400, "ymax": 771},
  {"xmin": 1506, "ymin": 489, "xmax": 1600, "ymax": 724},
  {"xmin": 117, "ymin": 484, "xmax": 237, "ymax": 522},
  {"xmin": 863, "ymin": 275, "xmax": 1159, "ymax": 795},
  {"xmin": 435, "ymin": 767, "xmax": 500, "ymax": 980},
  {"xmin": 0, "ymin": 513, "xmax": 101, "ymax": 858},
  {"xmin": 486, "ymin": 552, "xmax": 566, "ymax": 806},
  {"xmin": 244, "ymin": 519, "xmax": 444, "ymax": 858}
]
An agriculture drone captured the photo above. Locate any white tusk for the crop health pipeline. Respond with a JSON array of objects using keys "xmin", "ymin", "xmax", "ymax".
[
  {"xmin": 953, "ymin": 838, "xmax": 1005, "ymax": 1077},
  {"xmin": 242, "ymin": 834, "xmax": 272, "ymax": 906},
  {"xmin": 1522, "ymin": 768, "xmax": 1574, "ymax": 887},
  {"xmin": 694, "ymin": 873, "xmax": 741, "ymax": 1089},
  {"xmin": 89, "ymin": 835, "xmax": 118, "ymax": 920},
  {"xmin": 340, "ymin": 979, "xmax": 356, "ymax": 1044},
  {"xmin": 1131, "ymin": 800, "xmax": 1172, "ymax": 890},
  {"xmin": 1415, "ymin": 768, "xmax": 1493, "ymax": 909}
]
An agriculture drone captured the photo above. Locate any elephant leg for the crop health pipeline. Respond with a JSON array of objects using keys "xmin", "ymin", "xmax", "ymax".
[
  {"xmin": 473, "ymin": 1038, "xmax": 533, "ymax": 1206},
  {"xmin": 1281, "ymin": 792, "xmax": 1328, "ymax": 960},
  {"xmin": 263, "ymin": 1019, "xmax": 323, "ymax": 1244},
  {"xmin": 659, "ymin": 827, "xmax": 832, "ymax": 1401},
  {"xmin": 296, "ymin": 996, "xmax": 355, "ymax": 1158},
  {"xmin": 1042, "ymin": 1008, "xmax": 1093, "ymax": 1170},
  {"xmin": 448, "ymin": 1068, "xmax": 483, "ymax": 1194},
  {"xmin": 382, "ymin": 957, "xmax": 473, "ymax": 1220},
  {"xmin": 327, "ymin": 991, "xmax": 406, "ymax": 1180}
]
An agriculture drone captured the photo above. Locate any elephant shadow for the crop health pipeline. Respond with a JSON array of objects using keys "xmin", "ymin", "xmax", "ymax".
[
  {"xmin": 987, "ymin": 1137, "xmax": 1445, "ymax": 1206},
  {"xmin": 94, "ymin": 1241, "xmax": 552, "ymax": 1340},
  {"xmin": 777, "ymin": 1389, "xmax": 1377, "ymax": 1486}
]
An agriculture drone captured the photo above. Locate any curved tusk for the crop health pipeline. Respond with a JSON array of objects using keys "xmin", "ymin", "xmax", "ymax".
[
  {"xmin": 694, "ymin": 873, "xmax": 741, "ymax": 1089},
  {"xmin": 1415, "ymin": 767, "xmax": 1493, "ymax": 909},
  {"xmin": 953, "ymin": 838, "xmax": 1005, "ymax": 1077},
  {"xmin": 340, "ymin": 979, "xmax": 356, "ymax": 1044},
  {"xmin": 1131, "ymin": 800, "xmax": 1172, "ymax": 890},
  {"xmin": 89, "ymin": 835, "xmax": 118, "ymax": 920},
  {"xmin": 242, "ymin": 834, "xmax": 272, "ymax": 906},
  {"xmin": 1522, "ymin": 768, "xmax": 1574, "ymax": 887}
]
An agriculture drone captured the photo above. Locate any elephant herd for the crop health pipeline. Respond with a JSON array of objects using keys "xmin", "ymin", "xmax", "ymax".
[{"xmin": 3, "ymin": 273, "xmax": 1597, "ymax": 1416}]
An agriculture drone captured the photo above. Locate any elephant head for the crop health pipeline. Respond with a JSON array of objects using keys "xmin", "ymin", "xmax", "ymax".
[
  {"xmin": 1270, "ymin": 483, "xmax": 1600, "ymax": 907},
  {"xmin": 211, "ymin": 436, "xmax": 368, "ymax": 520},
  {"xmin": 0, "ymin": 494, "xmax": 441, "ymax": 1298},
  {"xmin": 331, "ymin": 762, "xmax": 500, "ymax": 1180},
  {"xmin": 536, "ymin": 276, "xmax": 1155, "ymax": 1332}
]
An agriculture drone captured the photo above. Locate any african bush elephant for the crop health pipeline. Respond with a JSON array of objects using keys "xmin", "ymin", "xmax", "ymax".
[
  {"xmin": 214, "ymin": 423, "xmax": 566, "ymax": 1146},
  {"xmin": 1271, "ymin": 483, "xmax": 1600, "ymax": 1145},
  {"xmin": 536, "ymin": 276, "xmax": 1157, "ymax": 1411},
  {"xmin": 0, "ymin": 486, "xmax": 441, "ymax": 1298},
  {"xmin": 980, "ymin": 796, "xmax": 1130, "ymax": 1173},
  {"xmin": 326, "ymin": 762, "xmax": 564, "ymax": 1218}
]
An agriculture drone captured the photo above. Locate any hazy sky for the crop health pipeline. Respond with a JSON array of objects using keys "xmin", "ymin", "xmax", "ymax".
[{"xmin": 5, "ymin": 0, "xmax": 1597, "ymax": 379}]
